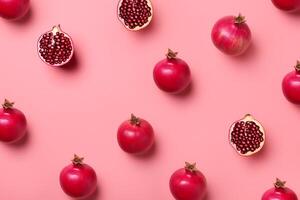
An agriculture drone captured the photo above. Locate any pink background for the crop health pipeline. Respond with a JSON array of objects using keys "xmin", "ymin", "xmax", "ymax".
[{"xmin": 0, "ymin": 0, "xmax": 300, "ymax": 199}]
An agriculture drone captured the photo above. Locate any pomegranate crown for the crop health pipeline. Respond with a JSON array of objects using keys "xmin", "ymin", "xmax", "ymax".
[
  {"xmin": 295, "ymin": 61, "xmax": 300, "ymax": 72},
  {"xmin": 72, "ymin": 154, "xmax": 84, "ymax": 166},
  {"xmin": 274, "ymin": 178, "xmax": 286, "ymax": 189},
  {"xmin": 130, "ymin": 114, "xmax": 141, "ymax": 126},
  {"xmin": 185, "ymin": 162, "xmax": 198, "ymax": 173},
  {"xmin": 166, "ymin": 49, "xmax": 178, "ymax": 59},
  {"xmin": 2, "ymin": 99, "xmax": 14, "ymax": 109},
  {"xmin": 234, "ymin": 13, "xmax": 246, "ymax": 24}
]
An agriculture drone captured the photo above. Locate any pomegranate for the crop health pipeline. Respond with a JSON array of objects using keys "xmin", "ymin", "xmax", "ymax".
[
  {"xmin": 262, "ymin": 178, "xmax": 298, "ymax": 200},
  {"xmin": 229, "ymin": 114, "xmax": 265, "ymax": 156},
  {"xmin": 211, "ymin": 14, "xmax": 252, "ymax": 56},
  {"xmin": 271, "ymin": 0, "xmax": 300, "ymax": 11},
  {"xmin": 117, "ymin": 0, "xmax": 153, "ymax": 31},
  {"xmin": 60, "ymin": 154, "xmax": 97, "ymax": 198},
  {"xmin": 0, "ymin": 0, "xmax": 30, "ymax": 20},
  {"xmin": 117, "ymin": 114, "xmax": 154, "ymax": 154},
  {"xmin": 153, "ymin": 49, "xmax": 191, "ymax": 94},
  {"xmin": 0, "ymin": 99, "xmax": 27, "ymax": 143},
  {"xmin": 37, "ymin": 25, "xmax": 74, "ymax": 67},
  {"xmin": 169, "ymin": 162, "xmax": 207, "ymax": 200},
  {"xmin": 282, "ymin": 61, "xmax": 300, "ymax": 104}
]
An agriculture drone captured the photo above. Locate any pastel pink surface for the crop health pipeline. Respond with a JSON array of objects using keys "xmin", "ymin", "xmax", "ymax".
[{"xmin": 0, "ymin": 0, "xmax": 300, "ymax": 199}]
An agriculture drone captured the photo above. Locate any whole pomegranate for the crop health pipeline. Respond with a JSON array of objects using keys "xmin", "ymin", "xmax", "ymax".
[
  {"xmin": 262, "ymin": 178, "xmax": 298, "ymax": 200},
  {"xmin": 282, "ymin": 61, "xmax": 300, "ymax": 104},
  {"xmin": 229, "ymin": 114, "xmax": 265, "ymax": 156},
  {"xmin": 60, "ymin": 155, "xmax": 97, "ymax": 198},
  {"xmin": 169, "ymin": 162, "xmax": 207, "ymax": 200},
  {"xmin": 211, "ymin": 14, "xmax": 252, "ymax": 56},
  {"xmin": 271, "ymin": 0, "xmax": 300, "ymax": 11},
  {"xmin": 153, "ymin": 49, "xmax": 191, "ymax": 94},
  {"xmin": 37, "ymin": 25, "xmax": 74, "ymax": 67},
  {"xmin": 117, "ymin": 0, "xmax": 153, "ymax": 31},
  {"xmin": 117, "ymin": 114, "xmax": 154, "ymax": 154},
  {"xmin": 0, "ymin": 99, "xmax": 27, "ymax": 143},
  {"xmin": 0, "ymin": 0, "xmax": 29, "ymax": 20}
]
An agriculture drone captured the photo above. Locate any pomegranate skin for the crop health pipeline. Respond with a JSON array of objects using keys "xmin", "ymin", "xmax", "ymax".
[
  {"xmin": 282, "ymin": 62, "xmax": 300, "ymax": 104},
  {"xmin": 0, "ymin": 0, "xmax": 29, "ymax": 20},
  {"xmin": 271, "ymin": 0, "xmax": 300, "ymax": 11},
  {"xmin": 117, "ymin": 114, "xmax": 154, "ymax": 154},
  {"xmin": 153, "ymin": 49, "xmax": 191, "ymax": 93},
  {"xmin": 0, "ymin": 99, "xmax": 27, "ymax": 143},
  {"xmin": 211, "ymin": 15, "xmax": 251, "ymax": 56},
  {"xmin": 170, "ymin": 163, "xmax": 207, "ymax": 200},
  {"xmin": 262, "ymin": 179, "xmax": 298, "ymax": 200},
  {"xmin": 60, "ymin": 155, "xmax": 97, "ymax": 198}
]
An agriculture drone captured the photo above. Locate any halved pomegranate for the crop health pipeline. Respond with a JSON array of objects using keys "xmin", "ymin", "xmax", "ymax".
[
  {"xmin": 37, "ymin": 25, "xmax": 74, "ymax": 67},
  {"xmin": 229, "ymin": 114, "xmax": 265, "ymax": 156},
  {"xmin": 117, "ymin": 0, "xmax": 153, "ymax": 31}
]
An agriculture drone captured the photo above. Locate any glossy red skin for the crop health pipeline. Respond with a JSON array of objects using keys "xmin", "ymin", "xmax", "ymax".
[
  {"xmin": 117, "ymin": 118, "xmax": 154, "ymax": 154},
  {"xmin": 282, "ymin": 70, "xmax": 300, "ymax": 104},
  {"xmin": 0, "ymin": 107, "xmax": 27, "ymax": 143},
  {"xmin": 170, "ymin": 168, "xmax": 207, "ymax": 200},
  {"xmin": 60, "ymin": 163, "xmax": 97, "ymax": 198},
  {"xmin": 262, "ymin": 187, "xmax": 298, "ymax": 200},
  {"xmin": 271, "ymin": 0, "xmax": 300, "ymax": 11},
  {"xmin": 0, "ymin": 0, "xmax": 29, "ymax": 20},
  {"xmin": 153, "ymin": 58, "xmax": 191, "ymax": 93},
  {"xmin": 211, "ymin": 16, "xmax": 252, "ymax": 56}
]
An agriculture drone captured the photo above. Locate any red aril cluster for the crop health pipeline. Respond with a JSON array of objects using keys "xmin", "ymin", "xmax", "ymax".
[{"xmin": 38, "ymin": 25, "xmax": 74, "ymax": 67}]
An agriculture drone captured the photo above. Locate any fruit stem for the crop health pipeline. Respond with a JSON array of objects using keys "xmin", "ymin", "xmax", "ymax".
[
  {"xmin": 274, "ymin": 178, "xmax": 286, "ymax": 189},
  {"xmin": 295, "ymin": 61, "xmax": 300, "ymax": 72},
  {"xmin": 52, "ymin": 24, "xmax": 62, "ymax": 34},
  {"xmin": 130, "ymin": 114, "xmax": 141, "ymax": 126},
  {"xmin": 72, "ymin": 154, "xmax": 84, "ymax": 166},
  {"xmin": 234, "ymin": 14, "xmax": 246, "ymax": 24},
  {"xmin": 2, "ymin": 99, "xmax": 14, "ymax": 109},
  {"xmin": 166, "ymin": 49, "xmax": 178, "ymax": 59},
  {"xmin": 185, "ymin": 162, "xmax": 198, "ymax": 173}
]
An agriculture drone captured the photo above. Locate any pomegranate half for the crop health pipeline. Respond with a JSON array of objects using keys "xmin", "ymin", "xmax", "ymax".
[
  {"xmin": 229, "ymin": 114, "xmax": 265, "ymax": 156},
  {"xmin": 37, "ymin": 25, "xmax": 74, "ymax": 67},
  {"xmin": 117, "ymin": 0, "xmax": 153, "ymax": 31}
]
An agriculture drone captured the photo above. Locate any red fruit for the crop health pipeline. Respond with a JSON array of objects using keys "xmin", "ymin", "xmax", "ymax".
[
  {"xmin": 262, "ymin": 178, "xmax": 298, "ymax": 200},
  {"xmin": 153, "ymin": 49, "xmax": 191, "ymax": 93},
  {"xmin": 117, "ymin": 0, "xmax": 153, "ymax": 31},
  {"xmin": 170, "ymin": 162, "xmax": 207, "ymax": 200},
  {"xmin": 0, "ymin": 99, "xmax": 27, "ymax": 143},
  {"xmin": 117, "ymin": 114, "xmax": 154, "ymax": 154},
  {"xmin": 211, "ymin": 14, "xmax": 252, "ymax": 56},
  {"xmin": 0, "ymin": 0, "xmax": 29, "ymax": 20},
  {"xmin": 37, "ymin": 25, "xmax": 74, "ymax": 67},
  {"xmin": 229, "ymin": 114, "xmax": 265, "ymax": 156},
  {"xmin": 282, "ymin": 61, "xmax": 300, "ymax": 104},
  {"xmin": 271, "ymin": 0, "xmax": 300, "ymax": 11},
  {"xmin": 60, "ymin": 155, "xmax": 97, "ymax": 198}
]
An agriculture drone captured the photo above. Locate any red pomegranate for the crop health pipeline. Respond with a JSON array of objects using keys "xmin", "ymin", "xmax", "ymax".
[
  {"xmin": 60, "ymin": 155, "xmax": 97, "ymax": 198},
  {"xmin": 229, "ymin": 114, "xmax": 265, "ymax": 156},
  {"xmin": 262, "ymin": 178, "xmax": 298, "ymax": 200},
  {"xmin": 169, "ymin": 162, "xmax": 207, "ymax": 200},
  {"xmin": 117, "ymin": 0, "xmax": 153, "ymax": 31},
  {"xmin": 37, "ymin": 25, "xmax": 74, "ymax": 67},
  {"xmin": 271, "ymin": 0, "xmax": 300, "ymax": 11},
  {"xmin": 0, "ymin": 0, "xmax": 30, "ymax": 20},
  {"xmin": 282, "ymin": 61, "xmax": 300, "ymax": 104}
]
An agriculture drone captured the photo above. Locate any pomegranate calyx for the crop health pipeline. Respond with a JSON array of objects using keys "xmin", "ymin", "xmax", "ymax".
[
  {"xmin": 295, "ymin": 61, "xmax": 300, "ymax": 72},
  {"xmin": 2, "ymin": 99, "xmax": 14, "ymax": 109},
  {"xmin": 166, "ymin": 49, "xmax": 178, "ymax": 59},
  {"xmin": 130, "ymin": 114, "xmax": 141, "ymax": 126},
  {"xmin": 274, "ymin": 178, "xmax": 286, "ymax": 189},
  {"xmin": 185, "ymin": 162, "xmax": 198, "ymax": 173},
  {"xmin": 234, "ymin": 14, "xmax": 246, "ymax": 24},
  {"xmin": 72, "ymin": 154, "xmax": 84, "ymax": 166},
  {"xmin": 52, "ymin": 24, "xmax": 62, "ymax": 34},
  {"xmin": 243, "ymin": 113, "xmax": 253, "ymax": 120}
]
